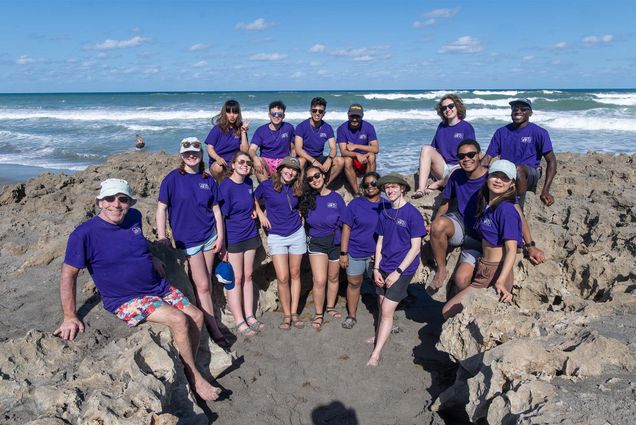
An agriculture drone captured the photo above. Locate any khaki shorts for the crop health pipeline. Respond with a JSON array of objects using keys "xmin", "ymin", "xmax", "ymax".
[{"xmin": 470, "ymin": 257, "xmax": 513, "ymax": 290}]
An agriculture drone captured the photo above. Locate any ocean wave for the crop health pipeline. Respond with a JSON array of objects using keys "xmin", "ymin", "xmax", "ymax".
[
  {"xmin": 0, "ymin": 109, "xmax": 212, "ymax": 122},
  {"xmin": 463, "ymin": 98, "xmax": 516, "ymax": 107},
  {"xmin": 472, "ymin": 90, "xmax": 519, "ymax": 96},
  {"xmin": 542, "ymin": 90, "xmax": 562, "ymax": 94},
  {"xmin": 361, "ymin": 91, "xmax": 464, "ymax": 100},
  {"xmin": 126, "ymin": 124, "xmax": 171, "ymax": 131},
  {"xmin": 592, "ymin": 93, "xmax": 636, "ymax": 106},
  {"xmin": 542, "ymin": 115, "xmax": 636, "ymax": 132}
]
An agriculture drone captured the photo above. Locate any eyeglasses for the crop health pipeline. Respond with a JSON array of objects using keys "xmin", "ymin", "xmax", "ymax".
[
  {"xmin": 457, "ymin": 151, "xmax": 479, "ymax": 160},
  {"xmin": 361, "ymin": 180, "xmax": 378, "ymax": 189},
  {"xmin": 102, "ymin": 195, "xmax": 131, "ymax": 204},
  {"xmin": 225, "ymin": 108, "xmax": 239, "ymax": 114},
  {"xmin": 236, "ymin": 159, "xmax": 253, "ymax": 166},
  {"xmin": 181, "ymin": 141, "xmax": 201, "ymax": 149},
  {"xmin": 440, "ymin": 103, "xmax": 455, "ymax": 111},
  {"xmin": 311, "ymin": 108, "xmax": 325, "ymax": 114},
  {"xmin": 511, "ymin": 105, "xmax": 531, "ymax": 112},
  {"xmin": 270, "ymin": 111, "xmax": 284, "ymax": 118},
  {"xmin": 306, "ymin": 172, "xmax": 322, "ymax": 182}
]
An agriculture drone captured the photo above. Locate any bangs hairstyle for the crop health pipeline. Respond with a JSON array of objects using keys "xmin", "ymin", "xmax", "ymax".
[
  {"xmin": 298, "ymin": 165, "xmax": 324, "ymax": 218},
  {"xmin": 435, "ymin": 94, "xmax": 467, "ymax": 122},
  {"xmin": 475, "ymin": 177, "xmax": 516, "ymax": 216},
  {"xmin": 271, "ymin": 166, "xmax": 303, "ymax": 197},
  {"xmin": 225, "ymin": 151, "xmax": 253, "ymax": 178},
  {"xmin": 214, "ymin": 99, "xmax": 243, "ymax": 136},
  {"xmin": 179, "ymin": 152, "xmax": 209, "ymax": 178}
]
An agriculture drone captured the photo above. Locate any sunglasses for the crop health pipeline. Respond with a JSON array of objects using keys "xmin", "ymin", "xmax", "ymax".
[
  {"xmin": 311, "ymin": 108, "xmax": 325, "ymax": 114},
  {"xmin": 489, "ymin": 173, "xmax": 512, "ymax": 182},
  {"xmin": 225, "ymin": 108, "xmax": 239, "ymax": 114},
  {"xmin": 511, "ymin": 105, "xmax": 531, "ymax": 112},
  {"xmin": 457, "ymin": 151, "xmax": 479, "ymax": 160},
  {"xmin": 440, "ymin": 103, "xmax": 455, "ymax": 111},
  {"xmin": 361, "ymin": 180, "xmax": 378, "ymax": 189},
  {"xmin": 102, "ymin": 195, "xmax": 131, "ymax": 204},
  {"xmin": 236, "ymin": 159, "xmax": 253, "ymax": 166},
  {"xmin": 270, "ymin": 111, "xmax": 284, "ymax": 118},
  {"xmin": 181, "ymin": 141, "xmax": 201, "ymax": 149},
  {"xmin": 306, "ymin": 172, "xmax": 323, "ymax": 182}
]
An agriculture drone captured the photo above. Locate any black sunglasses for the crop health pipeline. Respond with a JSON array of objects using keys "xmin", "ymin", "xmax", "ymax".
[
  {"xmin": 440, "ymin": 103, "xmax": 455, "ymax": 111},
  {"xmin": 361, "ymin": 180, "xmax": 378, "ymax": 189},
  {"xmin": 102, "ymin": 195, "xmax": 131, "ymax": 204},
  {"xmin": 306, "ymin": 172, "xmax": 323, "ymax": 182},
  {"xmin": 457, "ymin": 151, "xmax": 479, "ymax": 160},
  {"xmin": 311, "ymin": 108, "xmax": 325, "ymax": 114}
]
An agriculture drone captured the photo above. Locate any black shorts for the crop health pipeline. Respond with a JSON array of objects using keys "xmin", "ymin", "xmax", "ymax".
[
  {"xmin": 227, "ymin": 235, "xmax": 262, "ymax": 253},
  {"xmin": 375, "ymin": 271, "xmax": 413, "ymax": 302},
  {"xmin": 307, "ymin": 234, "xmax": 340, "ymax": 261}
]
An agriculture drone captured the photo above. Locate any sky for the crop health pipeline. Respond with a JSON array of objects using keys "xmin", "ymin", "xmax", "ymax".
[{"xmin": 1, "ymin": 0, "xmax": 634, "ymax": 92}]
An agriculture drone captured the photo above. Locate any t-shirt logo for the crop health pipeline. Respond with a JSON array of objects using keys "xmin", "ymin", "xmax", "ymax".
[
  {"xmin": 453, "ymin": 132, "xmax": 464, "ymax": 139},
  {"xmin": 521, "ymin": 137, "xmax": 532, "ymax": 144},
  {"xmin": 359, "ymin": 134, "xmax": 367, "ymax": 140},
  {"xmin": 320, "ymin": 133, "xmax": 327, "ymax": 138},
  {"xmin": 248, "ymin": 188, "xmax": 253, "ymax": 195},
  {"xmin": 281, "ymin": 133, "xmax": 289, "ymax": 139},
  {"xmin": 199, "ymin": 183, "xmax": 210, "ymax": 190},
  {"xmin": 327, "ymin": 202, "xmax": 338, "ymax": 208},
  {"xmin": 131, "ymin": 226, "xmax": 142, "ymax": 235},
  {"xmin": 481, "ymin": 217, "xmax": 493, "ymax": 227},
  {"xmin": 396, "ymin": 218, "xmax": 407, "ymax": 227}
]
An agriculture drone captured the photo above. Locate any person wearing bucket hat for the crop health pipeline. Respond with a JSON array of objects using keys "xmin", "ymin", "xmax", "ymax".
[
  {"xmin": 205, "ymin": 99, "xmax": 250, "ymax": 181},
  {"xmin": 482, "ymin": 97, "xmax": 557, "ymax": 209},
  {"xmin": 56, "ymin": 178, "xmax": 222, "ymax": 401},
  {"xmin": 337, "ymin": 103, "xmax": 380, "ymax": 194},
  {"xmin": 367, "ymin": 173, "xmax": 426, "ymax": 366},
  {"xmin": 156, "ymin": 137, "xmax": 228, "ymax": 347},
  {"xmin": 442, "ymin": 159, "xmax": 523, "ymax": 319},
  {"xmin": 412, "ymin": 94, "xmax": 475, "ymax": 199},
  {"xmin": 254, "ymin": 155, "xmax": 307, "ymax": 330}
]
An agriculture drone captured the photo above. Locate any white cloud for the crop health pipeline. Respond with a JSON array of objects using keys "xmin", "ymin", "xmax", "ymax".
[
  {"xmin": 439, "ymin": 36, "xmax": 483, "ymax": 54},
  {"xmin": 413, "ymin": 19, "xmax": 436, "ymax": 28},
  {"xmin": 193, "ymin": 60, "xmax": 208, "ymax": 67},
  {"xmin": 96, "ymin": 52, "xmax": 107, "ymax": 59},
  {"xmin": 249, "ymin": 52, "xmax": 287, "ymax": 61},
  {"xmin": 309, "ymin": 43, "xmax": 326, "ymax": 53},
  {"xmin": 553, "ymin": 41, "xmax": 568, "ymax": 49},
  {"xmin": 94, "ymin": 36, "xmax": 149, "ymax": 50},
  {"xmin": 425, "ymin": 8, "xmax": 459, "ymax": 18},
  {"xmin": 582, "ymin": 34, "xmax": 614, "ymax": 45},
  {"xmin": 16, "ymin": 55, "xmax": 34, "ymax": 65},
  {"xmin": 328, "ymin": 46, "xmax": 391, "ymax": 62},
  {"xmin": 290, "ymin": 71, "xmax": 303, "ymax": 78},
  {"xmin": 236, "ymin": 18, "xmax": 271, "ymax": 31},
  {"xmin": 189, "ymin": 43, "xmax": 209, "ymax": 52},
  {"xmin": 523, "ymin": 55, "xmax": 534, "ymax": 61}
]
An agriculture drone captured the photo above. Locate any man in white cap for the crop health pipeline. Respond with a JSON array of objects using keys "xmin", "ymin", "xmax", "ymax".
[{"xmin": 54, "ymin": 178, "xmax": 221, "ymax": 401}]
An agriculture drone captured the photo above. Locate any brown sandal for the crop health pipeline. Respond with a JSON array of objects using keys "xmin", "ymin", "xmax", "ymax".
[
  {"xmin": 278, "ymin": 315, "xmax": 292, "ymax": 330},
  {"xmin": 291, "ymin": 313, "xmax": 305, "ymax": 329},
  {"xmin": 311, "ymin": 314, "xmax": 324, "ymax": 330}
]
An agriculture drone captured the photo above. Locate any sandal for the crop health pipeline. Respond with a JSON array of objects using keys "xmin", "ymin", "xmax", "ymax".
[
  {"xmin": 235, "ymin": 320, "xmax": 257, "ymax": 337},
  {"xmin": 291, "ymin": 313, "xmax": 305, "ymax": 329},
  {"xmin": 326, "ymin": 307, "xmax": 342, "ymax": 319},
  {"xmin": 411, "ymin": 190, "xmax": 425, "ymax": 199},
  {"xmin": 311, "ymin": 314, "xmax": 324, "ymax": 330},
  {"xmin": 341, "ymin": 316, "xmax": 357, "ymax": 329},
  {"xmin": 278, "ymin": 315, "xmax": 292, "ymax": 331},
  {"xmin": 245, "ymin": 315, "xmax": 265, "ymax": 332}
]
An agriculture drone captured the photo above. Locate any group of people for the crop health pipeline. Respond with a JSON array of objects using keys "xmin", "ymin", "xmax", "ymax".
[{"xmin": 54, "ymin": 94, "xmax": 557, "ymax": 401}]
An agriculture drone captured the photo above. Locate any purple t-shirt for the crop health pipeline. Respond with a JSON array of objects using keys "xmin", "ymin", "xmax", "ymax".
[
  {"xmin": 254, "ymin": 179, "xmax": 303, "ymax": 237},
  {"xmin": 64, "ymin": 209, "xmax": 171, "ymax": 313},
  {"xmin": 431, "ymin": 120, "xmax": 476, "ymax": 165},
  {"xmin": 336, "ymin": 120, "xmax": 378, "ymax": 153},
  {"xmin": 442, "ymin": 170, "xmax": 487, "ymax": 234},
  {"xmin": 475, "ymin": 201, "xmax": 523, "ymax": 247},
  {"xmin": 342, "ymin": 197, "xmax": 391, "ymax": 259},
  {"xmin": 376, "ymin": 202, "xmax": 427, "ymax": 275},
  {"xmin": 251, "ymin": 122, "xmax": 295, "ymax": 159},
  {"xmin": 204, "ymin": 125, "xmax": 243, "ymax": 164},
  {"xmin": 158, "ymin": 169, "xmax": 219, "ymax": 249},
  {"xmin": 219, "ymin": 177, "xmax": 258, "ymax": 245},
  {"xmin": 306, "ymin": 191, "xmax": 346, "ymax": 242},
  {"xmin": 486, "ymin": 122, "xmax": 553, "ymax": 168},
  {"xmin": 295, "ymin": 119, "xmax": 335, "ymax": 157}
]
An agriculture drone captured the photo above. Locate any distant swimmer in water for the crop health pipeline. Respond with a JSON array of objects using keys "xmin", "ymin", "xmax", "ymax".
[{"xmin": 135, "ymin": 134, "xmax": 145, "ymax": 149}]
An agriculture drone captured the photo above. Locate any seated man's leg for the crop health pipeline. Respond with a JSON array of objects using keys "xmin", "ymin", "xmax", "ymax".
[
  {"xmin": 343, "ymin": 157, "xmax": 359, "ymax": 193},
  {"xmin": 366, "ymin": 152, "xmax": 376, "ymax": 172},
  {"xmin": 429, "ymin": 215, "xmax": 456, "ymax": 289},
  {"xmin": 326, "ymin": 156, "xmax": 344, "ymax": 186}
]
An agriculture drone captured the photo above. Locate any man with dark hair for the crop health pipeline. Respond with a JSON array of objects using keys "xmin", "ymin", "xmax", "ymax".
[
  {"xmin": 482, "ymin": 98, "xmax": 557, "ymax": 209},
  {"xmin": 294, "ymin": 97, "xmax": 344, "ymax": 186}
]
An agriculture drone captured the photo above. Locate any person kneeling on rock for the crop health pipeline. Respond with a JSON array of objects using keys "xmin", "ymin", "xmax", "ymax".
[{"xmin": 54, "ymin": 178, "xmax": 222, "ymax": 402}]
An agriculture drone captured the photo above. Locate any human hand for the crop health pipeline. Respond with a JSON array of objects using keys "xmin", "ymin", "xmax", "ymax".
[
  {"xmin": 321, "ymin": 160, "xmax": 331, "ymax": 173},
  {"xmin": 495, "ymin": 281, "xmax": 513, "ymax": 303},
  {"xmin": 259, "ymin": 214, "xmax": 272, "ymax": 229},
  {"xmin": 373, "ymin": 269, "xmax": 384, "ymax": 287},
  {"xmin": 212, "ymin": 237, "xmax": 224, "ymax": 254},
  {"xmin": 384, "ymin": 271, "xmax": 400, "ymax": 288},
  {"xmin": 540, "ymin": 191, "xmax": 554, "ymax": 206},
  {"xmin": 217, "ymin": 158, "xmax": 228, "ymax": 168},
  {"xmin": 254, "ymin": 159, "xmax": 264, "ymax": 174},
  {"xmin": 53, "ymin": 317, "xmax": 85, "ymax": 341},
  {"xmin": 339, "ymin": 254, "xmax": 349, "ymax": 269},
  {"xmin": 526, "ymin": 246, "xmax": 545, "ymax": 265},
  {"xmin": 251, "ymin": 210, "xmax": 258, "ymax": 220},
  {"xmin": 241, "ymin": 120, "xmax": 250, "ymax": 132}
]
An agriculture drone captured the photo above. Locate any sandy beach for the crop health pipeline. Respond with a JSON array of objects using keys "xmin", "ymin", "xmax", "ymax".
[{"xmin": 0, "ymin": 151, "xmax": 634, "ymax": 424}]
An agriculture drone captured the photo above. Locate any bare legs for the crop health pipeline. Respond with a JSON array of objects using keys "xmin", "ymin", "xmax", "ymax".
[
  {"xmin": 416, "ymin": 146, "xmax": 446, "ymax": 193},
  {"xmin": 345, "ymin": 274, "xmax": 363, "ymax": 319},
  {"xmin": 429, "ymin": 216, "xmax": 455, "ymax": 289},
  {"xmin": 226, "ymin": 249, "xmax": 258, "ymax": 336},
  {"xmin": 309, "ymin": 254, "xmax": 340, "ymax": 327},
  {"xmin": 187, "ymin": 249, "xmax": 224, "ymax": 340},
  {"xmin": 272, "ymin": 253, "xmax": 303, "ymax": 326},
  {"xmin": 209, "ymin": 162, "xmax": 225, "ymax": 181},
  {"xmin": 367, "ymin": 295, "xmax": 399, "ymax": 366},
  {"xmin": 343, "ymin": 153, "xmax": 376, "ymax": 194},
  {"xmin": 326, "ymin": 157, "xmax": 345, "ymax": 187}
]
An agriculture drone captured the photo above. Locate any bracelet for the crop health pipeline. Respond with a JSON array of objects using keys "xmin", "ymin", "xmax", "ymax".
[{"xmin": 340, "ymin": 251, "xmax": 348, "ymax": 256}]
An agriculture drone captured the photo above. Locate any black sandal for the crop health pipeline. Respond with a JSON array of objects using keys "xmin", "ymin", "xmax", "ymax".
[
  {"xmin": 326, "ymin": 307, "xmax": 342, "ymax": 319},
  {"xmin": 311, "ymin": 314, "xmax": 324, "ymax": 330}
]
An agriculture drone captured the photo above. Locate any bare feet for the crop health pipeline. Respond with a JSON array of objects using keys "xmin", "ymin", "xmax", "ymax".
[
  {"xmin": 429, "ymin": 268, "xmax": 448, "ymax": 290},
  {"xmin": 427, "ymin": 181, "xmax": 443, "ymax": 191},
  {"xmin": 366, "ymin": 356, "xmax": 380, "ymax": 367},
  {"xmin": 192, "ymin": 375, "xmax": 222, "ymax": 401}
]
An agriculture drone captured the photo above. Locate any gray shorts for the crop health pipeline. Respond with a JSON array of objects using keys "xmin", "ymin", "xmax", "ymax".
[
  {"xmin": 459, "ymin": 235, "xmax": 482, "ymax": 267},
  {"xmin": 444, "ymin": 211, "xmax": 465, "ymax": 247},
  {"xmin": 227, "ymin": 235, "xmax": 261, "ymax": 254},
  {"xmin": 523, "ymin": 165, "xmax": 541, "ymax": 193},
  {"xmin": 375, "ymin": 271, "xmax": 413, "ymax": 303},
  {"xmin": 346, "ymin": 255, "xmax": 371, "ymax": 277}
]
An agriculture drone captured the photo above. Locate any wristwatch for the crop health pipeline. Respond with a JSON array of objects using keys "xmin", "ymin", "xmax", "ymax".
[
  {"xmin": 340, "ymin": 251, "xmax": 348, "ymax": 256},
  {"xmin": 524, "ymin": 241, "xmax": 536, "ymax": 248},
  {"xmin": 396, "ymin": 267, "xmax": 403, "ymax": 274}
]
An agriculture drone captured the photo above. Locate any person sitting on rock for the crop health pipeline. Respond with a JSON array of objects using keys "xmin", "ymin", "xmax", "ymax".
[{"xmin": 54, "ymin": 178, "xmax": 221, "ymax": 401}]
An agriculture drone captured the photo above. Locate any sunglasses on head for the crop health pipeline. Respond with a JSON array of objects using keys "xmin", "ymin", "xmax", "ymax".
[
  {"xmin": 236, "ymin": 159, "xmax": 253, "ymax": 166},
  {"xmin": 102, "ymin": 195, "xmax": 131, "ymax": 204},
  {"xmin": 440, "ymin": 103, "xmax": 456, "ymax": 111},
  {"xmin": 311, "ymin": 108, "xmax": 325, "ymax": 114},
  {"xmin": 306, "ymin": 172, "xmax": 322, "ymax": 182},
  {"xmin": 181, "ymin": 141, "xmax": 201, "ymax": 149},
  {"xmin": 225, "ymin": 107, "xmax": 239, "ymax": 114},
  {"xmin": 270, "ymin": 111, "xmax": 284, "ymax": 118},
  {"xmin": 361, "ymin": 180, "xmax": 378, "ymax": 189},
  {"xmin": 511, "ymin": 105, "xmax": 531, "ymax": 112},
  {"xmin": 457, "ymin": 151, "xmax": 479, "ymax": 160}
]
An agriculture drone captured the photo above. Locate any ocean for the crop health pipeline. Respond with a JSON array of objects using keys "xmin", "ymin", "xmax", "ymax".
[{"xmin": 1, "ymin": 89, "xmax": 635, "ymax": 183}]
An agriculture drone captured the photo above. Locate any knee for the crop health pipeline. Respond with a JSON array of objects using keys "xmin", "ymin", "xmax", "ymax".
[
  {"xmin": 277, "ymin": 274, "xmax": 290, "ymax": 286},
  {"xmin": 192, "ymin": 278, "xmax": 211, "ymax": 294},
  {"xmin": 167, "ymin": 309, "xmax": 190, "ymax": 333},
  {"xmin": 189, "ymin": 306, "xmax": 204, "ymax": 327},
  {"xmin": 431, "ymin": 217, "xmax": 451, "ymax": 238},
  {"xmin": 243, "ymin": 271, "xmax": 253, "ymax": 283},
  {"xmin": 381, "ymin": 308, "xmax": 394, "ymax": 320},
  {"xmin": 333, "ymin": 157, "xmax": 344, "ymax": 167},
  {"xmin": 347, "ymin": 280, "xmax": 361, "ymax": 290},
  {"xmin": 367, "ymin": 153, "xmax": 376, "ymax": 163},
  {"xmin": 420, "ymin": 145, "xmax": 435, "ymax": 157},
  {"xmin": 289, "ymin": 268, "xmax": 301, "ymax": 281},
  {"xmin": 343, "ymin": 157, "xmax": 353, "ymax": 168},
  {"xmin": 313, "ymin": 279, "xmax": 326, "ymax": 289},
  {"xmin": 516, "ymin": 164, "xmax": 528, "ymax": 179},
  {"xmin": 454, "ymin": 269, "xmax": 473, "ymax": 290}
]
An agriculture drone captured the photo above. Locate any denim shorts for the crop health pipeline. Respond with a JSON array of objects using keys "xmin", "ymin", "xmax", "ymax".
[
  {"xmin": 459, "ymin": 235, "xmax": 483, "ymax": 267},
  {"xmin": 346, "ymin": 255, "xmax": 371, "ymax": 277},
  {"xmin": 115, "ymin": 286, "xmax": 191, "ymax": 327},
  {"xmin": 308, "ymin": 234, "xmax": 339, "ymax": 261},
  {"xmin": 183, "ymin": 231, "xmax": 217, "ymax": 257},
  {"xmin": 267, "ymin": 226, "xmax": 307, "ymax": 256}
]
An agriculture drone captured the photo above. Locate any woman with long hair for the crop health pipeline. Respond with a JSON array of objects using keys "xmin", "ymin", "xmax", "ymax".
[
  {"xmin": 219, "ymin": 151, "xmax": 263, "ymax": 337},
  {"xmin": 156, "ymin": 137, "xmax": 228, "ymax": 346},
  {"xmin": 254, "ymin": 156, "xmax": 306, "ymax": 330},
  {"xmin": 205, "ymin": 99, "xmax": 250, "ymax": 180},
  {"xmin": 413, "ymin": 94, "xmax": 475, "ymax": 198},
  {"xmin": 299, "ymin": 165, "xmax": 346, "ymax": 329},
  {"xmin": 338, "ymin": 171, "xmax": 390, "ymax": 329},
  {"xmin": 368, "ymin": 174, "xmax": 426, "ymax": 366},
  {"xmin": 442, "ymin": 160, "xmax": 522, "ymax": 319}
]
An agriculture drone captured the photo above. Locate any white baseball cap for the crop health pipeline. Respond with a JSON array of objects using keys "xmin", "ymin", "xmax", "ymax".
[
  {"xmin": 179, "ymin": 137, "xmax": 202, "ymax": 154},
  {"xmin": 96, "ymin": 178, "xmax": 137, "ymax": 205},
  {"xmin": 488, "ymin": 160, "xmax": 517, "ymax": 181}
]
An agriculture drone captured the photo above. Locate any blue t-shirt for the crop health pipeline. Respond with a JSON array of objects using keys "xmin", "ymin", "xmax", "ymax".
[
  {"xmin": 251, "ymin": 122, "xmax": 295, "ymax": 159},
  {"xmin": 342, "ymin": 197, "xmax": 391, "ymax": 259},
  {"xmin": 486, "ymin": 122, "xmax": 553, "ymax": 168},
  {"xmin": 158, "ymin": 169, "xmax": 219, "ymax": 249},
  {"xmin": 219, "ymin": 177, "xmax": 258, "ymax": 245},
  {"xmin": 376, "ymin": 202, "xmax": 427, "ymax": 276},
  {"xmin": 442, "ymin": 170, "xmax": 487, "ymax": 234},
  {"xmin": 336, "ymin": 120, "xmax": 378, "ymax": 153},
  {"xmin": 475, "ymin": 201, "xmax": 523, "ymax": 247},
  {"xmin": 306, "ymin": 191, "xmax": 346, "ymax": 242},
  {"xmin": 254, "ymin": 179, "xmax": 303, "ymax": 237},
  {"xmin": 295, "ymin": 119, "xmax": 335, "ymax": 157},
  {"xmin": 431, "ymin": 120, "xmax": 476, "ymax": 165},
  {"xmin": 63, "ymin": 209, "xmax": 171, "ymax": 313},
  {"xmin": 204, "ymin": 125, "xmax": 243, "ymax": 164}
]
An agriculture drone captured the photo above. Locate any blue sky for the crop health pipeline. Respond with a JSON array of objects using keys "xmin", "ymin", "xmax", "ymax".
[{"xmin": 1, "ymin": 0, "xmax": 634, "ymax": 92}]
